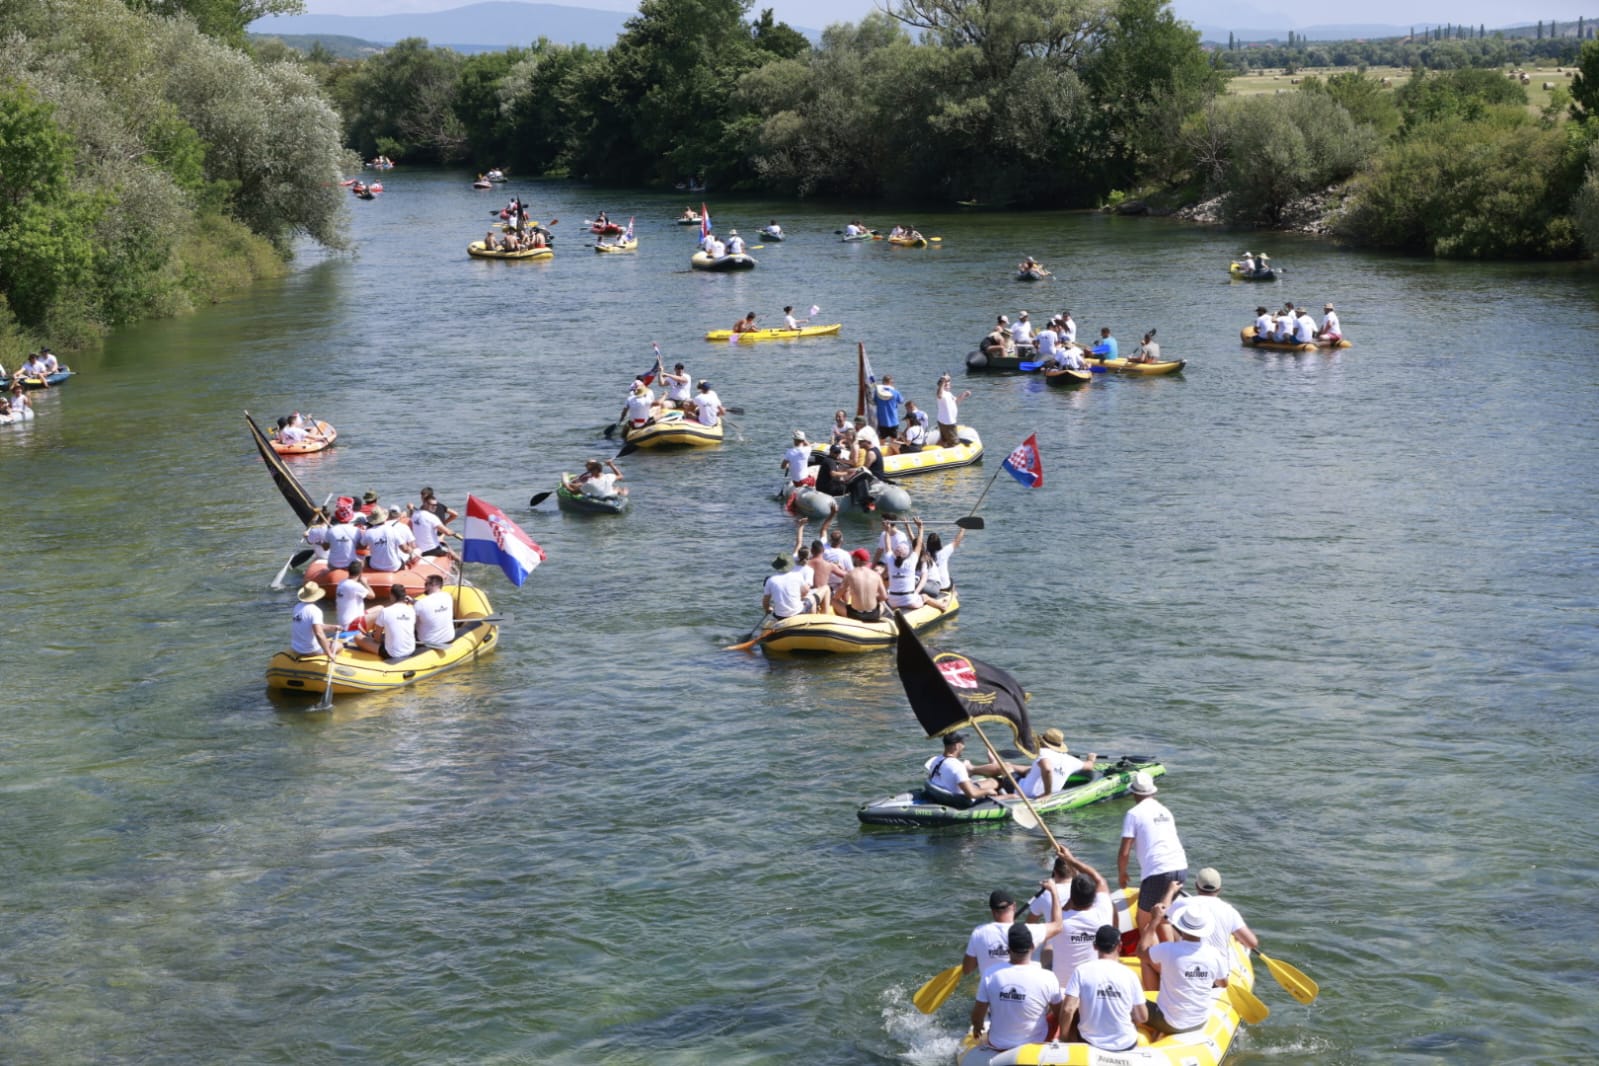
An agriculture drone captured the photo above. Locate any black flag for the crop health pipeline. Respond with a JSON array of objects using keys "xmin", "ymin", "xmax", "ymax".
[
  {"xmin": 245, "ymin": 411, "xmax": 325, "ymax": 527},
  {"xmin": 894, "ymin": 612, "xmax": 1038, "ymax": 757}
]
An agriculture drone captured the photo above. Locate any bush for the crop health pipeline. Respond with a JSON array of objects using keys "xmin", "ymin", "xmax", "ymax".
[{"xmin": 1205, "ymin": 93, "xmax": 1378, "ymax": 225}]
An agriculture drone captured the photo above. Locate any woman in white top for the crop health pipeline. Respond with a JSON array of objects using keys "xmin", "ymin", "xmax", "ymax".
[
  {"xmin": 885, "ymin": 517, "xmax": 929, "ymax": 610},
  {"xmin": 918, "ymin": 527, "xmax": 965, "ymax": 609}
]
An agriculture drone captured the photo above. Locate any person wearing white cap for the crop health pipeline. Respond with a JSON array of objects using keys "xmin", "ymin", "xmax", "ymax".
[
  {"xmin": 781, "ymin": 430, "xmax": 813, "ymax": 487},
  {"xmin": 1117, "ymin": 770, "xmax": 1188, "ymax": 937},
  {"xmin": 1139, "ymin": 890, "xmax": 1229, "ymax": 1034},
  {"xmin": 1318, "ymin": 302, "xmax": 1342, "ymax": 342},
  {"xmin": 1239, "ymin": 251, "xmax": 1256, "ymax": 275},
  {"xmin": 726, "ymin": 228, "xmax": 745, "ymax": 255},
  {"xmin": 1010, "ymin": 311, "xmax": 1034, "ymax": 347},
  {"xmin": 1169, "ymin": 867, "xmax": 1259, "ymax": 960}
]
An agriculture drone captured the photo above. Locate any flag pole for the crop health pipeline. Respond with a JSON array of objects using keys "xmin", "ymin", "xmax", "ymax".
[
  {"xmin": 967, "ymin": 718, "xmax": 1060, "ymax": 851},
  {"xmin": 964, "ymin": 468, "xmax": 1004, "ymax": 520},
  {"xmin": 857, "ymin": 342, "xmax": 867, "ymax": 419}
]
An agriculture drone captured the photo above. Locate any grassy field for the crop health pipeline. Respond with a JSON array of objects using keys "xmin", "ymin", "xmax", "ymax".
[{"xmin": 1224, "ymin": 63, "xmax": 1577, "ymax": 111}]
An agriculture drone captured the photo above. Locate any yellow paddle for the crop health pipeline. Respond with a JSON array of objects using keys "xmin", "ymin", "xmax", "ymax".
[
  {"xmin": 1226, "ymin": 981, "xmax": 1269, "ymax": 1024},
  {"xmin": 913, "ymin": 963, "xmax": 965, "ymax": 1013},
  {"xmin": 1258, "ymin": 951, "xmax": 1318, "ymax": 1004},
  {"xmin": 724, "ymin": 612, "xmax": 773, "ymax": 652}
]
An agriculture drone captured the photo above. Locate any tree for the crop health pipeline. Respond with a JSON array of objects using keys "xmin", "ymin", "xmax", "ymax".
[
  {"xmin": 334, "ymin": 39, "xmax": 468, "ymax": 162},
  {"xmin": 1299, "ymin": 70, "xmax": 1400, "ymax": 137},
  {"xmin": 878, "ymin": 0, "xmax": 1111, "ymax": 80},
  {"xmin": 1395, "ymin": 67, "xmax": 1527, "ymax": 131},
  {"xmin": 127, "ymin": 0, "xmax": 306, "ymax": 45},
  {"xmin": 1569, "ymin": 38, "xmax": 1599, "ymax": 121},
  {"xmin": 751, "ymin": 8, "xmax": 810, "ymax": 58}
]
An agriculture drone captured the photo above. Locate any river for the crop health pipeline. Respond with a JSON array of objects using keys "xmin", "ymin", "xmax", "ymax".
[{"xmin": 1, "ymin": 169, "xmax": 1596, "ymax": 1064}]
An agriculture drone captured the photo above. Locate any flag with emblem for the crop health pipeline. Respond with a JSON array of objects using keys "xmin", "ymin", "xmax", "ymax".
[
  {"xmin": 1001, "ymin": 432, "xmax": 1044, "ymax": 489},
  {"xmin": 894, "ymin": 614, "xmax": 1038, "ymax": 756},
  {"xmin": 462, "ymin": 495, "xmax": 546, "ymax": 586},
  {"xmin": 700, "ymin": 202, "xmax": 711, "ymax": 241}
]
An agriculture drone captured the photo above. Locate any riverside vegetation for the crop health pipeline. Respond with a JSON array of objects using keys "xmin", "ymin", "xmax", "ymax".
[{"xmin": 6, "ymin": 0, "xmax": 1599, "ymax": 355}]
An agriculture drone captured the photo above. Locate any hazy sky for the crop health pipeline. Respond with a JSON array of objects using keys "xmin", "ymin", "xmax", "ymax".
[{"xmin": 301, "ymin": 0, "xmax": 1599, "ymax": 35}]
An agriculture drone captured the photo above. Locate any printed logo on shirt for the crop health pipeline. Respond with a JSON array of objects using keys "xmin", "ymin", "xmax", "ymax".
[
  {"xmin": 1093, "ymin": 986, "xmax": 1129, "ymax": 1002},
  {"xmin": 997, "ymin": 985, "xmax": 1029, "ymax": 1003},
  {"xmin": 1181, "ymin": 964, "xmax": 1213, "ymax": 980}
]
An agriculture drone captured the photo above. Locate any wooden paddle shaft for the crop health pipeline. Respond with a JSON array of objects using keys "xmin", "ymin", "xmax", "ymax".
[{"xmin": 968, "ymin": 719, "xmax": 1060, "ymax": 850}]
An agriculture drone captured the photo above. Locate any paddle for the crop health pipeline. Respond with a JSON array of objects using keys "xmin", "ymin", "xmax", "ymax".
[
  {"xmin": 913, "ymin": 963, "xmax": 965, "ymax": 1014},
  {"xmin": 1018, "ymin": 360, "xmax": 1045, "ymax": 372},
  {"xmin": 1226, "ymin": 981, "xmax": 1269, "ymax": 1024},
  {"xmin": 915, "ymin": 516, "xmax": 985, "ymax": 529},
  {"xmin": 615, "ymin": 440, "xmax": 640, "ymax": 459},
  {"xmin": 724, "ymin": 612, "xmax": 774, "ymax": 652},
  {"xmin": 270, "ymin": 547, "xmax": 317, "ymax": 590},
  {"xmin": 528, "ymin": 490, "xmax": 553, "ymax": 507},
  {"xmin": 310, "ymin": 646, "xmax": 340, "ymax": 711},
  {"xmin": 968, "ymin": 720, "xmax": 1058, "ymax": 847},
  {"xmin": 1258, "ymin": 951, "xmax": 1318, "ymax": 1004}
]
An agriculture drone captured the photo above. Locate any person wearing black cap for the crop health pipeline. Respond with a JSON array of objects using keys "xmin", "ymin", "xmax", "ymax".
[
  {"xmin": 924, "ymin": 733, "xmax": 1013, "ymax": 806},
  {"xmin": 969, "ymin": 904, "xmax": 1066, "ymax": 1052},
  {"xmin": 1060, "ymin": 925, "xmax": 1147, "ymax": 1051},
  {"xmin": 961, "ymin": 880, "xmax": 1065, "ymax": 983}
]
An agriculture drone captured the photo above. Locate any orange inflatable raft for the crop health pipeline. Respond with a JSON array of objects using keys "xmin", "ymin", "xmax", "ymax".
[
  {"xmin": 303, "ymin": 555, "xmax": 456, "ymax": 601},
  {"xmin": 270, "ymin": 421, "xmax": 338, "ymax": 455}
]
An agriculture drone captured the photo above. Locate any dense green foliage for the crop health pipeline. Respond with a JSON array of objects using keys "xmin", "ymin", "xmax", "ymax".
[
  {"xmin": 1217, "ymin": 33, "xmax": 1583, "ymax": 72},
  {"xmin": 0, "ymin": 0, "xmax": 350, "ymax": 354}
]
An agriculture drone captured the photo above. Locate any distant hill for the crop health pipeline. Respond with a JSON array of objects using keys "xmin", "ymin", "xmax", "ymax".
[
  {"xmin": 248, "ymin": 1, "xmax": 631, "ymax": 50},
  {"xmin": 249, "ymin": 32, "xmax": 387, "ymax": 57}
]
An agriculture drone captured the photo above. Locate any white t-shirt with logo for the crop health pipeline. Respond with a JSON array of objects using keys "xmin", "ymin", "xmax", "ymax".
[
  {"xmin": 361, "ymin": 522, "xmax": 415, "ymax": 572},
  {"xmin": 307, "ymin": 522, "xmax": 361, "ymax": 569},
  {"xmin": 625, "ymin": 392, "xmax": 653, "ymax": 425},
  {"xmin": 410, "ymin": 508, "xmax": 448, "ymax": 552},
  {"xmin": 1148, "ymin": 939, "xmax": 1227, "ymax": 1030},
  {"xmin": 1030, "ymin": 889, "xmax": 1113, "ymax": 987},
  {"xmin": 1018, "ymin": 751, "xmax": 1085, "ymax": 799},
  {"xmin": 977, "ymin": 962, "xmax": 1061, "ymax": 1050},
  {"xmin": 376, "ymin": 601, "xmax": 417, "ymax": 658},
  {"xmin": 291, "ymin": 601, "xmax": 326, "ymax": 655},
  {"xmin": 966, "ymin": 921, "xmax": 1046, "ymax": 976},
  {"xmin": 1065, "ymin": 956, "xmax": 1145, "ymax": 1052},
  {"xmin": 1170, "ymin": 896, "xmax": 1246, "ymax": 959},
  {"xmin": 335, "ymin": 577, "xmax": 370, "ymax": 628},
  {"xmin": 1121, "ymin": 799, "xmax": 1187, "ymax": 879},
  {"xmin": 784, "ymin": 444, "xmax": 811, "ymax": 481},
  {"xmin": 413, "ymin": 590, "xmax": 455, "ymax": 646}
]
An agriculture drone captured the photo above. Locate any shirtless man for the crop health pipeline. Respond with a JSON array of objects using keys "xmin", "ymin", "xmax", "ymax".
[
  {"xmin": 838, "ymin": 548, "xmax": 889, "ymax": 622},
  {"xmin": 733, "ymin": 311, "xmax": 759, "ymax": 333}
]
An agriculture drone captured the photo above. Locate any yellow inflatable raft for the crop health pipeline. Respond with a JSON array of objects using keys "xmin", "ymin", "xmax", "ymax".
[
  {"xmin": 467, "ymin": 242, "xmax": 553, "ymax": 260},
  {"xmin": 622, "ymin": 413, "xmax": 724, "ymax": 449},
  {"xmin": 757, "ymin": 592, "xmax": 957, "ymax": 656},
  {"xmin": 1240, "ymin": 326, "xmax": 1351, "ymax": 351},
  {"xmin": 265, "ymin": 585, "xmax": 498, "ymax": 696}
]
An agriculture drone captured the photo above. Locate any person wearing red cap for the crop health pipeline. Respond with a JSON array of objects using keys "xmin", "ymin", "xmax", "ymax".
[
  {"xmin": 303, "ymin": 506, "xmax": 361, "ymax": 569},
  {"xmin": 837, "ymin": 549, "xmax": 888, "ymax": 622}
]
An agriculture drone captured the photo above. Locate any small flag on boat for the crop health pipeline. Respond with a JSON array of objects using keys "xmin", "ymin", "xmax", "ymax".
[
  {"xmin": 862, "ymin": 348, "xmax": 877, "ymax": 386},
  {"xmin": 1001, "ymin": 433, "xmax": 1043, "ymax": 489},
  {"xmin": 700, "ymin": 202, "xmax": 710, "ymax": 241},
  {"xmin": 808, "ymin": 304, "xmax": 820, "ymax": 317},
  {"xmin": 625, "ymin": 216, "xmax": 635, "ymax": 241},
  {"xmin": 462, "ymin": 495, "xmax": 546, "ymax": 587},
  {"xmin": 639, "ymin": 345, "xmax": 662, "ymax": 384}
]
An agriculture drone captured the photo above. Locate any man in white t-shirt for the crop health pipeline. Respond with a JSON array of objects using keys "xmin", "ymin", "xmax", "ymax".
[
  {"xmin": 1319, "ymin": 303, "xmax": 1342, "ymax": 341},
  {"xmin": 408, "ymin": 504, "xmax": 457, "ymax": 558},
  {"xmin": 1007, "ymin": 729, "xmax": 1096, "ymax": 800},
  {"xmin": 413, "ymin": 574, "xmax": 456, "ymax": 648},
  {"xmin": 1061, "ymin": 925, "xmax": 1147, "ymax": 1051},
  {"xmin": 356, "ymin": 584, "xmax": 417, "ymax": 660},
  {"xmin": 924, "ymin": 732, "xmax": 1014, "ymax": 805},
  {"xmin": 1033, "ymin": 322, "xmax": 1058, "ymax": 361},
  {"xmin": 1058, "ymin": 311, "xmax": 1077, "ymax": 344},
  {"xmin": 935, "ymin": 374, "xmax": 970, "ymax": 448},
  {"xmin": 304, "ymin": 506, "xmax": 362, "ymax": 569},
  {"xmin": 575, "ymin": 458, "xmax": 627, "ymax": 499},
  {"xmin": 762, "ymin": 554, "xmax": 820, "ymax": 620},
  {"xmin": 334, "ymin": 559, "xmax": 374, "ymax": 631},
  {"xmin": 660, "ymin": 362, "xmax": 692, "ymax": 409},
  {"xmin": 1010, "ymin": 311, "xmax": 1034, "ymax": 347},
  {"xmin": 624, "ymin": 380, "xmax": 656, "ymax": 428},
  {"xmin": 1140, "ymin": 898, "xmax": 1228, "ymax": 1034},
  {"xmin": 1117, "ymin": 771, "xmax": 1188, "ymax": 935},
  {"xmin": 970, "ymin": 917, "xmax": 1064, "ymax": 1052},
  {"xmin": 1027, "ymin": 844, "xmax": 1115, "ymax": 993},
  {"xmin": 360, "ymin": 508, "xmax": 417, "ymax": 572},
  {"xmin": 1293, "ymin": 307, "xmax": 1317, "ymax": 344},
  {"xmin": 1251, "ymin": 305, "xmax": 1273, "ymax": 344},
  {"xmin": 1169, "ymin": 867, "xmax": 1258, "ymax": 960},
  {"xmin": 782, "ymin": 430, "xmax": 813, "ymax": 486},
  {"xmin": 962, "ymin": 882, "xmax": 1065, "ymax": 982},
  {"xmin": 290, "ymin": 582, "xmax": 339, "ymax": 658},
  {"xmin": 692, "ymin": 380, "xmax": 723, "ymax": 426}
]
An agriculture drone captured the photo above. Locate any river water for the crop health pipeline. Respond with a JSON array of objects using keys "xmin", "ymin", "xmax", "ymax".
[{"xmin": 2, "ymin": 170, "xmax": 1596, "ymax": 1064}]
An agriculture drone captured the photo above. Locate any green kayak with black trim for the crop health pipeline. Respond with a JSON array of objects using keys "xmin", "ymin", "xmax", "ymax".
[{"xmin": 856, "ymin": 756, "xmax": 1165, "ymax": 827}]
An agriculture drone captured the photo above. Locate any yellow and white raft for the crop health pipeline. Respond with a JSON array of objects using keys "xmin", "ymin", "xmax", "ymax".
[
  {"xmin": 622, "ymin": 412, "xmax": 724, "ymax": 449},
  {"xmin": 758, "ymin": 592, "xmax": 957, "ymax": 655},
  {"xmin": 266, "ymin": 585, "xmax": 498, "ymax": 696},
  {"xmin": 955, "ymin": 906, "xmax": 1257, "ymax": 1066}
]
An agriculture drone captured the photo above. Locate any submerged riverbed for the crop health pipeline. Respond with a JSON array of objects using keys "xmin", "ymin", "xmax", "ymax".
[{"xmin": 1, "ymin": 171, "xmax": 1596, "ymax": 1063}]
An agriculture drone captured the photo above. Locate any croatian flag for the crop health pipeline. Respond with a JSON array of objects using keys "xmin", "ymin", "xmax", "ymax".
[
  {"xmin": 1001, "ymin": 433, "xmax": 1044, "ymax": 488},
  {"xmin": 700, "ymin": 203, "xmax": 711, "ymax": 241},
  {"xmin": 639, "ymin": 344, "xmax": 663, "ymax": 385},
  {"xmin": 462, "ymin": 494, "xmax": 546, "ymax": 586},
  {"xmin": 862, "ymin": 348, "xmax": 877, "ymax": 386},
  {"xmin": 624, "ymin": 216, "xmax": 635, "ymax": 241}
]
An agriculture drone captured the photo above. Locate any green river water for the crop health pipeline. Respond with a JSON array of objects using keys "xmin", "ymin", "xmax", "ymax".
[{"xmin": 1, "ymin": 170, "xmax": 1596, "ymax": 1064}]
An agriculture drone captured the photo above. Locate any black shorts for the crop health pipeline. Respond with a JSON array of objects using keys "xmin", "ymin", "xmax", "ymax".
[
  {"xmin": 1138, "ymin": 870, "xmax": 1186, "ymax": 914},
  {"xmin": 847, "ymin": 604, "xmax": 886, "ymax": 622}
]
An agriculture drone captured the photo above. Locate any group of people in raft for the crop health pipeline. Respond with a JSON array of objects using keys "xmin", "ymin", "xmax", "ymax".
[
  {"xmin": 480, "ymin": 197, "xmax": 554, "ymax": 252},
  {"xmin": 271, "ymin": 412, "xmax": 333, "ymax": 447},
  {"xmin": 929, "ymin": 747, "xmax": 1264, "ymax": 1055},
  {"xmin": 981, "ymin": 311, "xmax": 1163, "ymax": 367},
  {"xmin": 288, "ymin": 488, "xmax": 467, "ymax": 661},
  {"xmin": 1248, "ymin": 301, "xmax": 1342, "ymax": 345},
  {"xmin": 5, "ymin": 347, "xmax": 60, "ymax": 384},
  {"xmin": 762, "ymin": 515, "xmax": 966, "ymax": 625},
  {"xmin": 620, "ymin": 361, "xmax": 725, "ymax": 432}
]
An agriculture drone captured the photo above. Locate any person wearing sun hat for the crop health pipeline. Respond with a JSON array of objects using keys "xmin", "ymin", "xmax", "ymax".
[
  {"xmin": 1002, "ymin": 729, "xmax": 1096, "ymax": 800},
  {"xmin": 781, "ymin": 430, "xmax": 813, "ymax": 487},
  {"xmin": 1010, "ymin": 311, "xmax": 1034, "ymax": 347},
  {"xmin": 1239, "ymin": 250, "xmax": 1256, "ymax": 275},
  {"xmin": 1169, "ymin": 867, "xmax": 1259, "ymax": 959},
  {"xmin": 1139, "ymin": 886, "xmax": 1229, "ymax": 1034},
  {"xmin": 1318, "ymin": 302, "xmax": 1342, "ymax": 342},
  {"xmin": 1118, "ymin": 770, "xmax": 1188, "ymax": 939},
  {"xmin": 290, "ymin": 581, "xmax": 339, "ymax": 658}
]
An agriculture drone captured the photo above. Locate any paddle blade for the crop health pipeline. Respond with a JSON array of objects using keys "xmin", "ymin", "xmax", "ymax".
[
  {"xmin": 528, "ymin": 491, "xmax": 553, "ymax": 508},
  {"xmin": 913, "ymin": 964, "xmax": 964, "ymax": 1014},
  {"xmin": 955, "ymin": 516, "xmax": 985, "ymax": 530},
  {"xmin": 724, "ymin": 634, "xmax": 766, "ymax": 652},
  {"xmin": 1227, "ymin": 982, "xmax": 1269, "ymax": 1025},
  {"xmin": 1260, "ymin": 952, "xmax": 1318, "ymax": 1004},
  {"xmin": 615, "ymin": 442, "xmax": 640, "ymax": 459},
  {"xmin": 1001, "ymin": 798, "xmax": 1040, "ymax": 829}
]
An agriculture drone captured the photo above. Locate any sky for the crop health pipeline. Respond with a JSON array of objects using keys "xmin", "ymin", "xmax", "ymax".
[{"xmin": 299, "ymin": 0, "xmax": 1599, "ymax": 37}]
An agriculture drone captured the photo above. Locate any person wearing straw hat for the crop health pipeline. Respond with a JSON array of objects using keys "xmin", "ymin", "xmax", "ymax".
[
  {"xmin": 1002, "ymin": 730, "xmax": 1096, "ymax": 799},
  {"xmin": 290, "ymin": 581, "xmax": 340, "ymax": 659},
  {"xmin": 1318, "ymin": 302, "xmax": 1342, "ymax": 342},
  {"xmin": 1117, "ymin": 771, "xmax": 1188, "ymax": 938},
  {"xmin": 1169, "ymin": 867, "xmax": 1259, "ymax": 959},
  {"xmin": 1139, "ymin": 890, "xmax": 1229, "ymax": 1034},
  {"xmin": 781, "ymin": 430, "xmax": 813, "ymax": 488}
]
